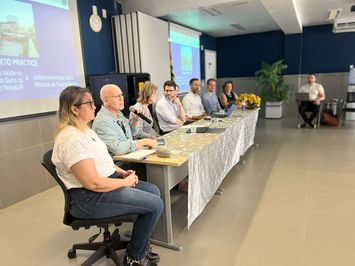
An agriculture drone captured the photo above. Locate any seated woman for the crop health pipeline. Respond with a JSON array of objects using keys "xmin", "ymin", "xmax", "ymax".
[
  {"xmin": 219, "ymin": 81, "xmax": 238, "ymax": 109},
  {"xmin": 129, "ymin": 82, "xmax": 159, "ymax": 139},
  {"xmin": 51, "ymin": 86, "xmax": 163, "ymax": 266}
]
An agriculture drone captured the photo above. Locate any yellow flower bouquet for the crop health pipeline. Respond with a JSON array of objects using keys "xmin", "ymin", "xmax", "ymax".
[{"xmin": 237, "ymin": 93, "xmax": 261, "ymax": 109}]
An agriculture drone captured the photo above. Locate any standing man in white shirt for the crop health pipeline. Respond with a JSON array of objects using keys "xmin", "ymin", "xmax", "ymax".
[
  {"xmin": 182, "ymin": 78, "xmax": 207, "ymax": 121},
  {"xmin": 298, "ymin": 74, "xmax": 326, "ymax": 129},
  {"xmin": 155, "ymin": 80, "xmax": 187, "ymax": 134}
]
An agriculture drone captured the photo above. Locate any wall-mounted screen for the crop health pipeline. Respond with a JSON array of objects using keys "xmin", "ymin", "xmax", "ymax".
[
  {"xmin": 0, "ymin": 0, "xmax": 85, "ymax": 120},
  {"xmin": 169, "ymin": 22, "xmax": 200, "ymax": 93}
]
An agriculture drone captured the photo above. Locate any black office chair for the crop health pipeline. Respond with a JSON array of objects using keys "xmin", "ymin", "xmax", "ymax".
[
  {"xmin": 151, "ymin": 108, "xmax": 165, "ymax": 136},
  {"xmin": 339, "ymin": 92, "xmax": 355, "ymax": 127},
  {"xmin": 41, "ymin": 149, "xmax": 137, "ymax": 266}
]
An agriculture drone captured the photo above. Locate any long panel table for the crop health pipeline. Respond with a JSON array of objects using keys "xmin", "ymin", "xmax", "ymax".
[{"xmin": 113, "ymin": 109, "xmax": 259, "ymax": 250}]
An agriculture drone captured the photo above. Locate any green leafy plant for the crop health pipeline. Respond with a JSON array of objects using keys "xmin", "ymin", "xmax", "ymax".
[{"xmin": 255, "ymin": 59, "xmax": 293, "ymax": 102}]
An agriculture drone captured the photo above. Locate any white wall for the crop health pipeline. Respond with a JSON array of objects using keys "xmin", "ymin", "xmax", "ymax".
[{"xmin": 137, "ymin": 12, "xmax": 170, "ymax": 98}]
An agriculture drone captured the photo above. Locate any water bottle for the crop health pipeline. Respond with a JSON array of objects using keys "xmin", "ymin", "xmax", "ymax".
[{"xmin": 241, "ymin": 100, "xmax": 245, "ymax": 111}]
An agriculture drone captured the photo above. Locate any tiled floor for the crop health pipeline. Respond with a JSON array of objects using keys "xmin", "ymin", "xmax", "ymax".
[{"xmin": 1, "ymin": 117, "xmax": 355, "ymax": 266}]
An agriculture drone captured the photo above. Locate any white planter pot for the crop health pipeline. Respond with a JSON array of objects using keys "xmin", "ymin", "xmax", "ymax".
[{"xmin": 265, "ymin": 101, "xmax": 283, "ymax": 118}]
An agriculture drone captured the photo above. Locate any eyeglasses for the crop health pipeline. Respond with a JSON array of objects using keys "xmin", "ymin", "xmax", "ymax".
[
  {"xmin": 76, "ymin": 100, "xmax": 95, "ymax": 108},
  {"xmin": 106, "ymin": 94, "xmax": 124, "ymax": 99}
]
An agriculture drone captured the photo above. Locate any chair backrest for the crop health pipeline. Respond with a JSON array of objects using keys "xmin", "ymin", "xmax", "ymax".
[
  {"xmin": 347, "ymin": 92, "xmax": 355, "ymax": 103},
  {"xmin": 151, "ymin": 106, "xmax": 164, "ymax": 135},
  {"xmin": 41, "ymin": 149, "xmax": 73, "ymax": 225}
]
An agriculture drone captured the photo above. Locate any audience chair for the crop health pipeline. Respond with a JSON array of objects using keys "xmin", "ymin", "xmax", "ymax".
[
  {"xmin": 339, "ymin": 92, "xmax": 355, "ymax": 127},
  {"xmin": 41, "ymin": 149, "xmax": 137, "ymax": 266}
]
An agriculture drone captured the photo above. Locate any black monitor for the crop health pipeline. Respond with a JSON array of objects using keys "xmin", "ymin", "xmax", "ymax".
[
  {"xmin": 126, "ymin": 73, "xmax": 151, "ymax": 107},
  {"xmin": 88, "ymin": 74, "xmax": 128, "ymax": 115}
]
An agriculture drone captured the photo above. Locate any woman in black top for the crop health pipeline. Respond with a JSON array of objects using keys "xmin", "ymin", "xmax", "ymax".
[{"xmin": 219, "ymin": 81, "xmax": 238, "ymax": 109}]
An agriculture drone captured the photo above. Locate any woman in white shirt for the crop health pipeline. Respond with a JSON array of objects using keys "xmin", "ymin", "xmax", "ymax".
[{"xmin": 52, "ymin": 86, "xmax": 162, "ymax": 266}]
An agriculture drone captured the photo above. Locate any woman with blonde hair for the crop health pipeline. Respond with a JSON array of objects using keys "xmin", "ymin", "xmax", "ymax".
[
  {"xmin": 51, "ymin": 86, "xmax": 162, "ymax": 266},
  {"xmin": 129, "ymin": 82, "xmax": 159, "ymax": 139}
]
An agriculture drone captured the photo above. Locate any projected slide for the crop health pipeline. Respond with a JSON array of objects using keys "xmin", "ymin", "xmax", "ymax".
[
  {"xmin": 170, "ymin": 28, "xmax": 200, "ymax": 92},
  {"xmin": 0, "ymin": 0, "xmax": 84, "ymax": 119}
]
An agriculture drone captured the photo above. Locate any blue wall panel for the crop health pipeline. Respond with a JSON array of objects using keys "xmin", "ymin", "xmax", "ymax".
[
  {"xmin": 216, "ymin": 30, "xmax": 284, "ymax": 78},
  {"xmin": 284, "ymin": 33, "xmax": 303, "ymax": 75},
  {"xmin": 301, "ymin": 25, "xmax": 355, "ymax": 74},
  {"xmin": 77, "ymin": 0, "xmax": 121, "ymax": 83},
  {"xmin": 216, "ymin": 25, "xmax": 355, "ymax": 78}
]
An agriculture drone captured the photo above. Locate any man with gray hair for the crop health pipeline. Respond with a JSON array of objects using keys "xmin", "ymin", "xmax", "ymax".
[{"xmin": 92, "ymin": 84, "xmax": 157, "ymax": 155}]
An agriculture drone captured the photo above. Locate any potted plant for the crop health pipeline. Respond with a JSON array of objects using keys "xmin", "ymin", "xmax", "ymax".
[{"xmin": 255, "ymin": 59, "xmax": 293, "ymax": 118}]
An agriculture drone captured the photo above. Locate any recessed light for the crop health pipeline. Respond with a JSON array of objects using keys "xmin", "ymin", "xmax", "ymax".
[
  {"xmin": 230, "ymin": 23, "xmax": 246, "ymax": 31},
  {"xmin": 200, "ymin": 7, "xmax": 223, "ymax": 16}
]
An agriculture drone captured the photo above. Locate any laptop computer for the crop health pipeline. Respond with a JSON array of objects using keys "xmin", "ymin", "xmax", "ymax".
[
  {"xmin": 295, "ymin": 92, "xmax": 310, "ymax": 101},
  {"xmin": 211, "ymin": 103, "xmax": 236, "ymax": 118},
  {"xmin": 225, "ymin": 103, "xmax": 236, "ymax": 116}
]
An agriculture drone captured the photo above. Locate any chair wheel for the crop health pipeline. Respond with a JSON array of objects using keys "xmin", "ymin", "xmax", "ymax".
[{"xmin": 68, "ymin": 248, "xmax": 76, "ymax": 259}]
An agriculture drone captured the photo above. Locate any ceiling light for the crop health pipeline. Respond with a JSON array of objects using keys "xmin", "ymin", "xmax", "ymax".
[
  {"xmin": 230, "ymin": 23, "xmax": 246, "ymax": 31},
  {"xmin": 327, "ymin": 9, "xmax": 342, "ymax": 21},
  {"xmin": 232, "ymin": 0, "xmax": 249, "ymax": 6},
  {"xmin": 200, "ymin": 7, "xmax": 223, "ymax": 16}
]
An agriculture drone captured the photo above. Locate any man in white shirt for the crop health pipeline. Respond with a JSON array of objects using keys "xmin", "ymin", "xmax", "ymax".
[
  {"xmin": 298, "ymin": 74, "xmax": 326, "ymax": 129},
  {"xmin": 182, "ymin": 78, "xmax": 207, "ymax": 120},
  {"xmin": 155, "ymin": 80, "xmax": 187, "ymax": 133}
]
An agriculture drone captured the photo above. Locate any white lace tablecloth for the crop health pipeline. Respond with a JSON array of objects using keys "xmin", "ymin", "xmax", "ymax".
[{"xmin": 186, "ymin": 109, "xmax": 259, "ymax": 228}]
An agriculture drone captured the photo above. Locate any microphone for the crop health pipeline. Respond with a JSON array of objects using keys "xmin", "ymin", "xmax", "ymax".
[{"xmin": 129, "ymin": 106, "xmax": 152, "ymax": 124}]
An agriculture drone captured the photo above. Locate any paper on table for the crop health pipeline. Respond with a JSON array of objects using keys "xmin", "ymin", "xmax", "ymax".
[{"xmin": 120, "ymin": 149, "xmax": 156, "ymax": 161}]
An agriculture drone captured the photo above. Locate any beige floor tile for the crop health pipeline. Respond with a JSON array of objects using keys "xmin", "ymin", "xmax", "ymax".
[
  {"xmin": 306, "ymin": 211, "xmax": 355, "ymax": 266},
  {"xmin": 261, "ymin": 181, "xmax": 309, "ymax": 209},
  {"xmin": 309, "ymin": 170, "xmax": 355, "ymax": 191},
  {"xmin": 309, "ymin": 185, "xmax": 355, "ymax": 215},
  {"xmin": 234, "ymin": 204, "xmax": 307, "ymax": 266},
  {"xmin": 267, "ymin": 166, "xmax": 311, "ymax": 186}
]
